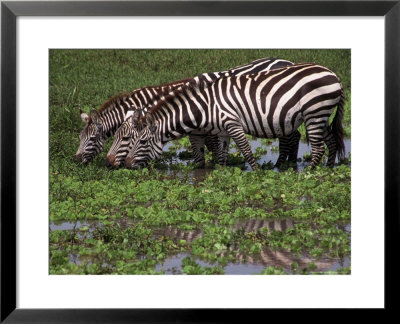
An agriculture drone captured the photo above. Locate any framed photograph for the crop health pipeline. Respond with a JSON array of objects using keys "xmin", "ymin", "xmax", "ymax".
[{"xmin": 1, "ymin": 0, "xmax": 398, "ymax": 321}]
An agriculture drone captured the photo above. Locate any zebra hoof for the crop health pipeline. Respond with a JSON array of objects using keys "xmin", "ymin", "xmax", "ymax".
[{"xmin": 193, "ymin": 161, "xmax": 206, "ymax": 169}]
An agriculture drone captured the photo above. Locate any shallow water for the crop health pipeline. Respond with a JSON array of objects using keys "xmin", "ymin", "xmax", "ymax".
[
  {"xmin": 155, "ymin": 251, "xmax": 350, "ymax": 275},
  {"xmin": 50, "ymin": 220, "xmax": 103, "ymax": 232},
  {"xmin": 164, "ymin": 137, "xmax": 351, "ymax": 172},
  {"xmin": 52, "ymin": 137, "xmax": 351, "ymax": 274},
  {"xmin": 50, "ymin": 220, "xmax": 88, "ymax": 231},
  {"xmin": 68, "ymin": 248, "xmax": 350, "ymax": 275},
  {"xmin": 160, "ymin": 138, "xmax": 351, "ymax": 185},
  {"xmin": 53, "ymin": 218, "xmax": 350, "ymax": 274},
  {"xmin": 248, "ymin": 137, "xmax": 351, "ymax": 169},
  {"xmin": 154, "ymin": 219, "xmax": 350, "ymax": 274}
]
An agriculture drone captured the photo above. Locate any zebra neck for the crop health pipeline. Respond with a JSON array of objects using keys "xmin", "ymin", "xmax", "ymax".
[
  {"xmin": 99, "ymin": 105, "xmax": 130, "ymax": 138},
  {"xmin": 157, "ymin": 87, "xmax": 210, "ymax": 137},
  {"xmin": 153, "ymin": 106, "xmax": 200, "ymax": 142}
]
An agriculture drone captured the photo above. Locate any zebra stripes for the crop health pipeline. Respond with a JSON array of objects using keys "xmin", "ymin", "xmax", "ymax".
[
  {"xmin": 106, "ymin": 58, "xmax": 297, "ymax": 168},
  {"xmin": 124, "ymin": 63, "xmax": 345, "ymax": 170},
  {"xmin": 75, "ymin": 78, "xmax": 190, "ymax": 164},
  {"xmin": 77, "ymin": 57, "xmax": 293, "ymax": 165}
]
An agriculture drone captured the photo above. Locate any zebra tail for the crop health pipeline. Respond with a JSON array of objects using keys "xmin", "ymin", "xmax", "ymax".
[{"xmin": 331, "ymin": 87, "xmax": 345, "ymax": 161}]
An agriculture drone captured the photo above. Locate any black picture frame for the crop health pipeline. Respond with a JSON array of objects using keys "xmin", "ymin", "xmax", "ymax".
[{"xmin": 1, "ymin": 0, "xmax": 398, "ymax": 322}]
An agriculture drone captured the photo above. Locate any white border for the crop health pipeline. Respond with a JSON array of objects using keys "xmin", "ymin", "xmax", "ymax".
[{"xmin": 17, "ymin": 17, "xmax": 384, "ymax": 308}]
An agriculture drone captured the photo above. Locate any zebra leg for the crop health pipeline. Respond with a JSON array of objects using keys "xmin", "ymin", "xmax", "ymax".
[
  {"xmin": 306, "ymin": 118, "xmax": 330, "ymax": 169},
  {"xmin": 205, "ymin": 134, "xmax": 220, "ymax": 164},
  {"xmin": 188, "ymin": 134, "xmax": 206, "ymax": 167},
  {"xmin": 324, "ymin": 132, "xmax": 337, "ymax": 168},
  {"xmin": 218, "ymin": 136, "xmax": 230, "ymax": 166},
  {"xmin": 275, "ymin": 130, "xmax": 301, "ymax": 168},
  {"xmin": 226, "ymin": 126, "xmax": 257, "ymax": 170},
  {"xmin": 288, "ymin": 130, "xmax": 301, "ymax": 164},
  {"xmin": 309, "ymin": 139, "xmax": 325, "ymax": 169},
  {"xmin": 275, "ymin": 136, "xmax": 291, "ymax": 168}
]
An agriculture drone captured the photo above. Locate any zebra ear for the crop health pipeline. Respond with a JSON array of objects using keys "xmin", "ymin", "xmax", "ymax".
[
  {"xmin": 90, "ymin": 109, "xmax": 103, "ymax": 128},
  {"xmin": 80, "ymin": 109, "xmax": 90, "ymax": 124}
]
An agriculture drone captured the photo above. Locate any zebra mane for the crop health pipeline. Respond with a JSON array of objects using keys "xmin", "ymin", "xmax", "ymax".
[
  {"xmin": 150, "ymin": 76, "xmax": 193, "ymax": 89},
  {"xmin": 95, "ymin": 76, "xmax": 194, "ymax": 117},
  {"xmin": 97, "ymin": 92, "xmax": 131, "ymax": 115}
]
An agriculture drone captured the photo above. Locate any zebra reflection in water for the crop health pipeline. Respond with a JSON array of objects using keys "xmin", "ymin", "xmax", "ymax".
[{"xmin": 154, "ymin": 219, "xmax": 345, "ymax": 272}]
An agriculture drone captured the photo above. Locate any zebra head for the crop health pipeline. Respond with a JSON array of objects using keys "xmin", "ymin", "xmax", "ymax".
[
  {"xmin": 124, "ymin": 120, "xmax": 163, "ymax": 169},
  {"xmin": 105, "ymin": 109, "xmax": 143, "ymax": 168},
  {"xmin": 75, "ymin": 109, "xmax": 104, "ymax": 164}
]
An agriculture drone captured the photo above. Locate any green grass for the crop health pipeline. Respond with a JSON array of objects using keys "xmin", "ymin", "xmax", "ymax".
[{"xmin": 49, "ymin": 49, "xmax": 351, "ymax": 275}]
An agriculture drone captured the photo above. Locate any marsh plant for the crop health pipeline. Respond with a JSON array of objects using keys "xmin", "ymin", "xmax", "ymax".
[{"xmin": 50, "ymin": 49, "xmax": 351, "ymax": 275}]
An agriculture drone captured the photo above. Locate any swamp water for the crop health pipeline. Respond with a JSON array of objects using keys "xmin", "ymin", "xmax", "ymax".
[
  {"xmin": 50, "ymin": 218, "xmax": 351, "ymax": 274},
  {"xmin": 164, "ymin": 138, "xmax": 351, "ymax": 171},
  {"xmin": 50, "ymin": 138, "xmax": 351, "ymax": 274},
  {"xmin": 160, "ymin": 138, "xmax": 351, "ymax": 186}
]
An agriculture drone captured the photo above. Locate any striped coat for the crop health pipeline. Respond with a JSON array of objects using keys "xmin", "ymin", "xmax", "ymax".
[
  {"xmin": 124, "ymin": 63, "xmax": 345, "ymax": 170},
  {"xmin": 105, "ymin": 58, "xmax": 299, "ymax": 168},
  {"xmin": 75, "ymin": 78, "xmax": 188, "ymax": 164},
  {"xmin": 77, "ymin": 58, "xmax": 294, "ymax": 165}
]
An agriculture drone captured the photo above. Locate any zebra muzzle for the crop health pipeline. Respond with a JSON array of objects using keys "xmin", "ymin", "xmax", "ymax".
[
  {"xmin": 125, "ymin": 157, "xmax": 146, "ymax": 169},
  {"xmin": 124, "ymin": 156, "xmax": 135, "ymax": 169},
  {"xmin": 105, "ymin": 154, "xmax": 117, "ymax": 168},
  {"xmin": 76, "ymin": 153, "xmax": 89, "ymax": 164}
]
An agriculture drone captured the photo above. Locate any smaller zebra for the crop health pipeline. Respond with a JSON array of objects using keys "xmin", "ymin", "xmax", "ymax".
[
  {"xmin": 106, "ymin": 58, "xmax": 300, "ymax": 168},
  {"xmin": 76, "ymin": 78, "xmax": 190, "ymax": 164}
]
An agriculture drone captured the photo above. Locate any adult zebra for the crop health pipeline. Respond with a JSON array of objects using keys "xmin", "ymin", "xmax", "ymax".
[
  {"xmin": 75, "ymin": 57, "xmax": 294, "ymax": 165},
  {"xmin": 106, "ymin": 58, "xmax": 301, "ymax": 168},
  {"xmin": 124, "ymin": 63, "xmax": 345, "ymax": 170}
]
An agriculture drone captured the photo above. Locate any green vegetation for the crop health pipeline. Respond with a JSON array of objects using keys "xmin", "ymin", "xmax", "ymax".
[{"xmin": 50, "ymin": 49, "xmax": 351, "ymax": 275}]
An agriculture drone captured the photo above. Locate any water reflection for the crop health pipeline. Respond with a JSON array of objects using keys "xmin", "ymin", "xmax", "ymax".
[
  {"xmin": 156, "ymin": 251, "xmax": 350, "ymax": 275},
  {"xmin": 50, "ymin": 220, "xmax": 103, "ymax": 239},
  {"xmin": 153, "ymin": 219, "xmax": 295, "ymax": 244},
  {"xmin": 52, "ymin": 218, "xmax": 350, "ymax": 274},
  {"xmin": 163, "ymin": 137, "xmax": 351, "ymax": 172},
  {"xmin": 153, "ymin": 219, "xmax": 350, "ymax": 274}
]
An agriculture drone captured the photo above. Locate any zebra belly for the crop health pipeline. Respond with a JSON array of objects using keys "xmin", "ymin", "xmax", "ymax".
[
  {"xmin": 190, "ymin": 123, "xmax": 231, "ymax": 137},
  {"xmin": 262, "ymin": 102, "xmax": 303, "ymax": 138},
  {"xmin": 238, "ymin": 113, "xmax": 304, "ymax": 139},
  {"xmin": 231, "ymin": 94, "xmax": 304, "ymax": 139}
]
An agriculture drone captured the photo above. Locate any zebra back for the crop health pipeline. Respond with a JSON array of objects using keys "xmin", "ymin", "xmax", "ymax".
[
  {"xmin": 125, "ymin": 63, "xmax": 345, "ymax": 170},
  {"xmin": 106, "ymin": 58, "xmax": 294, "ymax": 167}
]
